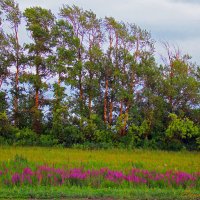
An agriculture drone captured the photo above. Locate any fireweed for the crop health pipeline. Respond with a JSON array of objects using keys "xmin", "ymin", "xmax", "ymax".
[{"xmin": 0, "ymin": 164, "xmax": 199, "ymax": 189}]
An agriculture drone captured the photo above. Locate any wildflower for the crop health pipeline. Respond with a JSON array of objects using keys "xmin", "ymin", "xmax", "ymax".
[{"xmin": 11, "ymin": 173, "xmax": 20, "ymax": 185}]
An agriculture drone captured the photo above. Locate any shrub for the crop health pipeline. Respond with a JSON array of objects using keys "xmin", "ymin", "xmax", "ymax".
[
  {"xmin": 14, "ymin": 128, "xmax": 38, "ymax": 146},
  {"xmin": 54, "ymin": 125, "xmax": 84, "ymax": 147},
  {"xmin": 39, "ymin": 134, "xmax": 59, "ymax": 147},
  {"xmin": 165, "ymin": 113, "xmax": 199, "ymax": 150},
  {"xmin": 0, "ymin": 112, "xmax": 12, "ymax": 138},
  {"xmin": 93, "ymin": 129, "xmax": 113, "ymax": 143}
]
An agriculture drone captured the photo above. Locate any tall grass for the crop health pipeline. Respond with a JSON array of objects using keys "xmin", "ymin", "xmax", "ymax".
[{"xmin": 0, "ymin": 146, "xmax": 199, "ymax": 172}]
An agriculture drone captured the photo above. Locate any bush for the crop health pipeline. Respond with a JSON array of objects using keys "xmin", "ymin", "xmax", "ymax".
[
  {"xmin": 93, "ymin": 129, "xmax": 113, "ymax": 143},
  {"xmin": 39, "ymin": 134, "xmax": 59, "ymax": 147},
  {"xmin": 0, "ymin": 136, "xmax": 8, "ymax": 145},
  {"xmin": 197, "ymin": 137, "xmax": 200, "ymax": 150},
  {"xmin": 165, "ymin": 113, "xmax": 200, "ymax": 150},
  {"xmin": 0, "ymin": 112, "xmax": 13, "ymax": 139},
  {"xmin": 163, "ymin": 138, "xmax": 184, "ymax": 151},
  {"xmin": 14, "ymin": 128, "xmax": 38, "ymax": 146},
  {"xmin": 54, "ymin": 125, "xmax": 84, "ymax": 147}
]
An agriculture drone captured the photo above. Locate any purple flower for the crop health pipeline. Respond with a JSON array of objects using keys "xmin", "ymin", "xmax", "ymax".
[
  {"xmin": 11, "ymin": 173, "xmax": 21, "ymax": 184},
  {"xmin": 23, "ymin": 168, "xmax": 34, "ymax": 176}
]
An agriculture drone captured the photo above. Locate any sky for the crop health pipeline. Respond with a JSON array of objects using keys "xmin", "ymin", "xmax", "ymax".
[{"xmin": 14, "ymin": 0, "xmax": 200, "ymax": 63}]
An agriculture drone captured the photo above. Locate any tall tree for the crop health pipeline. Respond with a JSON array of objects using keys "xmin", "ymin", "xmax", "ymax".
[
  {"xmin": 23, "ymin": 7, "xmax": 55, "ymax": 133},
  {"xmin": 84, "ymin": 10, "xmax": 103, "ymax": 118},
  {"xmin": 60, "ymin": 5, "xmax": 86, "ymax": 112},
  {"xmin": 0, "ymin": 0, "xmax": 23, "ymax": 126},
  {"xmin": 104, "ymin": 17, "xmax": 122, "ymax": 125},
  {"xmin": 0, "ymin": 9, "xmax": 9, "ymax": 118},
  {"xmin": 0, "ymin": 16, "xmax": 9, "ymax": 89},
  {"xmin": 126, "ymin": 24, "xmax": 155, "ymax": 137},
  {"xmin": 162, "ymin": 44, "xmax": 200, "ymax": 116},
  {"xmin": 48, "ymin": 18, "xmax": 79, "ymax": 137}
]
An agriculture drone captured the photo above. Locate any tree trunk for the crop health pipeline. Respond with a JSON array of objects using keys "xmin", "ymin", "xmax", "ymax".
[
  {"xmin": 14, "ymin": 65, "xmax": 19, "ymax": 126},
  {"xmin": 89, "ymin": 94, "xmax": 92, "ymax": 117},
  {"xmin": 104, "ymin": 78, "xmax": 108, "ymax": 123},
  {"xmin": 33, "ymin": 64, "xmax": 41, "ymax": 134},
  {"xmin": 120, "ymin": 100, "xmax": 123, "ymax": 116},
  {"xmin": 120, "ymin": 102, "xmax": 129, "ymax": 136},
  {"xmin": 169, "ymin": 61, "xmax": 174, "ymax": 112},
  {"xmin": 14, "ymin": 26, "xmax": 20, "ymax": 126},
  {"xmin": 109, "ymin": 98, "xmax": 113, "ymax": 125},
  {"xmin": 58, "ymin": 73, "xmax": 61, "ymax": 86},
  {"xmin": 35, "ymin": 87, "xmax": 39, "ymax": 110},
  {"xmin": 78, "ymin": 48, "xmax": 83, "ymax": 103}
]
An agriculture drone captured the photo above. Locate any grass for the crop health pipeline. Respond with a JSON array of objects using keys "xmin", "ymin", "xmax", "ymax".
[
  {"xmin": 0, "ymin": 186, "xmax": 199, "ymax": 200},
  {"xmin": 0, "ymin": 146, "xmax": 199, "ymax": 199},
  {"xmin": 0, "ymin": 146, "xmax": 199, "ymax": 172}
]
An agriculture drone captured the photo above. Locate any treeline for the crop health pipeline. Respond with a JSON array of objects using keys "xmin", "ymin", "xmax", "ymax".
[{"xmin": 0, "ymin": 0, "xmax": 199, "ymax": 150}]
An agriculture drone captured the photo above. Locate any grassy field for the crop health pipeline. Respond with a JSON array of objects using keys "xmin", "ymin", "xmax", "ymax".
[
  {"xmin": 0, "ymin": 187, "xmax": 200, "ymax": 200},
  {"xmin": 0, "ymin": 146, "xmax": 199, "ymax": 199},
  {"xmin": 0, "ymin": 146, "xmax": 199, "ymax": 172}
]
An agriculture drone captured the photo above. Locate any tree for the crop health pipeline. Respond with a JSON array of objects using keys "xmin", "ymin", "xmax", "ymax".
[
  {"xmin": 135, "ymin": 57, "xmax": 165, "ymax": 139},
  {"xmin": 48, "ymin": 19, "xmax": 79, "ymax": 138},
  {"xmin": 166, "ymin": 113, "xmax": 199, "ymax": 149},
  {"xmin": 0, "ymin": 10, "xmax": 9, "ymax": 89},
  {"xmin": 60, "ymin": 5, "xmax": 87, "ymax": 121},
  {"xmin": 162, "ymin": 44, "xmax": 200, "ymax": 116},
  {"xmin": 0, "ymin": 9, "xmax": 10, "ymax": 137},
  {"xmin": 23, "ymin": 7, "xmax": 55, "ymax": 133},
  {"xmin": 83, "ymin": 10, "xmax": 103, "ymax": 118},
  {"xmin": 104, "ymin": 17, "xmax": 122, "ymax": 125},
  {"xmin": 0, "ymin": 0, "xmax": 24, "ymax": 126}
]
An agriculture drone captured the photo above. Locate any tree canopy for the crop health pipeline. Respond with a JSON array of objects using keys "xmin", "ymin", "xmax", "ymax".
[{"xmin": 0, "ymin": 1, "xmax": 199, "ymax": 150}]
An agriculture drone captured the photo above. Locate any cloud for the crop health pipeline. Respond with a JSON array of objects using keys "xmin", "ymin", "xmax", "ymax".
[
  {"xmin": 13, "ymin": 0, "xmax": 200, "ymax": 63},
  {"xmin": 169, "ymin": 0, "xmax": 200, "ymax": 4}
]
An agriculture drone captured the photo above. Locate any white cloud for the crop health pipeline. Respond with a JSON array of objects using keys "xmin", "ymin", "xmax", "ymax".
[{"xmin": 169, "ymin": 0, "xmax": 200, "ymax": 4}]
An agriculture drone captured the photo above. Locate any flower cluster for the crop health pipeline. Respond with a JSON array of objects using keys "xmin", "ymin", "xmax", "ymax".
[{"xmin": 0, "ymin": 165, "xmax": 199, "ymax": 188}]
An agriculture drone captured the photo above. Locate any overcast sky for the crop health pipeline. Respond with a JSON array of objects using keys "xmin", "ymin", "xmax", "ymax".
[{"xmin": 14, "ymin": 0, "xmax": 200, "ymax": 63}]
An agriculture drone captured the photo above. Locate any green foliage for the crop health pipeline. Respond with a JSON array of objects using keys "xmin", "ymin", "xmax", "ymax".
[
  {"xmin": 165, "ymin": 113, "xmax": 199, "ymax": 150},
  {"xmin": 196, "ymin": 137, "xmax": 200, "ymax": 150},
  {"xmin": 82, "ymin": 115, "xmax": 98, "ymax": 141},
  {"xmin": 14, "ymin": 128, "xmax": 38, "ymax": 146},
  {"xmin": 0, "ymin": 2, "xmax": 199, "ymax": 150},
  {"xmin": 55, "ymin": 125, "xmax": 84, "ymax": 147},
  {"xmin": 0, "ymin": 31, "xmax": 9, "ymax": 82},
  {"xmin": 166, "ymin": 113, "xmax": 199, "ymax": 139},
  {"xmin": 39, "ymin": 134, "xmax": 58, "ymax": 147},
  {"xmin": 13, "ymin": 154, "xmax": 28, "ymax": 164},
  {"xmin": 93, "ymin": 129, "xmax": 113, "ymax": 144},
  {"xmin": 0, "ymin": 186, "xmax": 198, "ymax": 200},
  {"xmin": 0, "ymin": 111, "xmax": 11, "ymax": 138}
]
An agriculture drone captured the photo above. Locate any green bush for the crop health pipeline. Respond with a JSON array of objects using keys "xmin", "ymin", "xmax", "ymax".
[
  {"xmin": 163, "ymin": 138, "xmax": 184, "ymax": 151},
  {"xmin": 197, "ymin": 137, "xmax": 200, "ymax": 150},
  {"xmin": 93, "ymin": 129, "xmax": 113, "ymax": 143},
  {"xmin": 39, "ymin": 134, "xmax": 59, "ymax": 147},
  {"xmin": 165, "ymin": 113, "xmax": 199, "ymax": 150},
  {"xmin": 0, "ymin": 136, "xmax": 8, "ymax": 145},
  {"xmin": 0, "ymin": 112, "xmax": 12, "ymax": 138},
  {"xmin": 166, "ymin": 113, "xmax": 199, "ymax": 139},
  {"xmin": 14, "ymin": 128, "xmax": 38, "ymax": 146},
  {"xmin": 54, "ymin": 125, "xmax": 84, "ymax": 147}
]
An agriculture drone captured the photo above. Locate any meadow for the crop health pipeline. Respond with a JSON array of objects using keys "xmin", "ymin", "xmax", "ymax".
[
  {"xmin": 0, "ymin": 146, "xmax": 200, "ymax": 199},
  {"xmin": 0, "ymin": 146, "xmax": 200, "ymax": 172}
]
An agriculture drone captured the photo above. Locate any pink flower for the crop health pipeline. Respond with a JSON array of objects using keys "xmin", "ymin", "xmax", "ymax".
[{"xmin": 11, "ymin": 173, "xmax": 20, "ymax": 184}]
